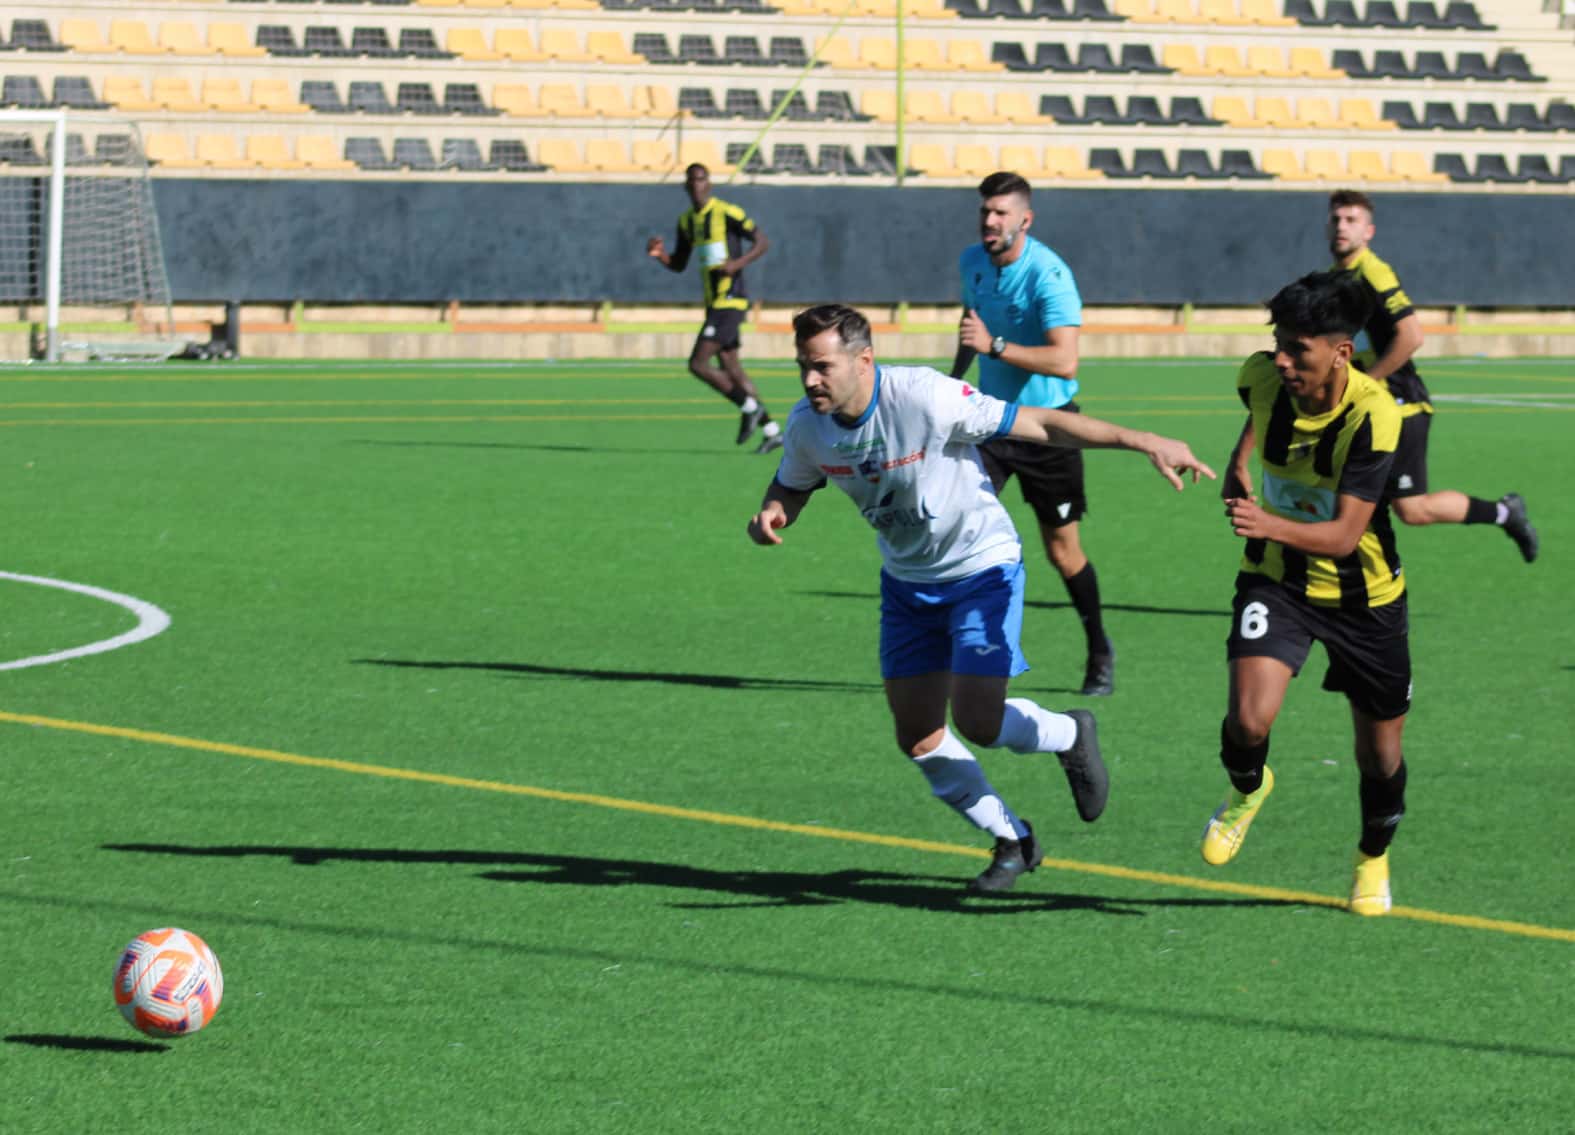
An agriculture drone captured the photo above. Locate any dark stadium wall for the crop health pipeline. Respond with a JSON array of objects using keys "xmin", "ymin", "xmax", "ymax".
[{"xmin": 155, "ymin": 180, "xmax": 1575, "ymax": 308}]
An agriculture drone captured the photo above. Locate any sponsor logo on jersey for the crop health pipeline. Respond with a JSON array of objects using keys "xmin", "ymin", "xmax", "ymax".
[
  {"xmin": 1263, "ymin": 471, "xmax": 1335, "ymax": 522},
  {"xmin": 861, "ymin": 489, "xmax": 938, "ymax": 531}
]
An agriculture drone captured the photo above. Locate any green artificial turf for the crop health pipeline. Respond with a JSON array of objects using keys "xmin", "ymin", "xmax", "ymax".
[{"xmin": 1, "ymin": 356, "xmax": 1571, "ymax": 1133}]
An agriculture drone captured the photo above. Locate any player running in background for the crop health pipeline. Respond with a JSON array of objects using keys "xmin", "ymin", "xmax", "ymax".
[
  {"xmin": 1207, "ymin": 270, "xmax": 1414, "ymax": 916},
  {"xmin": 1228, "ymin": 189, "xmax": 1537, "ymax": 562},
  {"xmin": 950, "ymin": 173, "xmax": 1115, "ymax": 696},
  {"xmin": 749, "ymin": 304, "xmax": 1213, "ymax": 893},
  {"xmin": 647, "ymin": 163, "xmax": 782, "ymax": 454}
]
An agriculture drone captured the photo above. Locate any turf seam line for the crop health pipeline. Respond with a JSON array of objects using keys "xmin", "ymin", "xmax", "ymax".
[{"xmin": 2, "ymin": 709, "xmax": 1570, "ymax": 944}]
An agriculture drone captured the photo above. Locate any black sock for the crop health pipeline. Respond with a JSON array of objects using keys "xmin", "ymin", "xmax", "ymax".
[
  {"xmin": 1062, "ymin": 561, "xmax": 1109, "ymax": 655},
  {"xmin": 1220, "ymin": 718, "xmax": 1268, "ymax": 796},
  {"xmin": 724, "ymin": 388, "xmax": 749, "ymax": 408},
  {"xmin": 1358, "ymin": 761, "xmax": 1407, "ymax": 857},
  {"xmin": 1463, "ymin": 497, "xmax": 1498, "ymax": 525}
]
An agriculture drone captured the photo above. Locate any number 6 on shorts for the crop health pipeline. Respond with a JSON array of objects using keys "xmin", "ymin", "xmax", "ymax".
[{"xmin": 1240, "ymin": 601, "xmax": 1269, "ymax": 640}]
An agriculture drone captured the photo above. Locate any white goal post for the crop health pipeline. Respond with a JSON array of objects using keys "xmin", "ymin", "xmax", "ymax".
[{"xmin": 0, "ymin": 109, "xmax": 179, "ymax": 362}]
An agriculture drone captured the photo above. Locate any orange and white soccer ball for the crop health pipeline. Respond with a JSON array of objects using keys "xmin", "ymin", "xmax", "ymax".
[{"xmin": 112, "ymin": 928, "xmax": 224, "ymax": 1038}]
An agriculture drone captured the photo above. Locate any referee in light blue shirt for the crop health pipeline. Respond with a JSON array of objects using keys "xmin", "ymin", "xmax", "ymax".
[{"xmin": 950, "ymin": 171, "xmax": 1114, "ymax": 697}]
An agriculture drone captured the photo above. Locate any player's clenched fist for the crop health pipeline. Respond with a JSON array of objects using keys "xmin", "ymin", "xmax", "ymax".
[{"xmin": 747, "ymin": 503, "xmax": 789, "ymax": 545}]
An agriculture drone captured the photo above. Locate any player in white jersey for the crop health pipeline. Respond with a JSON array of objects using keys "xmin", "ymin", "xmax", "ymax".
[{"xmin": 747, "ymin": 305, "xmax": 1214, "ymax": 892}]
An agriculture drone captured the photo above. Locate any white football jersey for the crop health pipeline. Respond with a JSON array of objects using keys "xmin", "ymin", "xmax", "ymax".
[{"xmin": 775, "ymin": 364, "xmax": 1024, "ymax": 583}]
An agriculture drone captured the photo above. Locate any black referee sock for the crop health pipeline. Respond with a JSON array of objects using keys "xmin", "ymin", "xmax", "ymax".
[
  {"xmin": 1358, "ymin": 761, "xmax": 1408, "ymax": 857},
  {"xmin": 1463, "ymin": 497, "xmax": 1498, "ymax": 525},
  {"xmin": 1220, "ymin": 718, "xmax": 1268, "ymax": 796},
  {"xmin": 1062, "ymin": 561, "xmax": 1110, "ymax": 655}
]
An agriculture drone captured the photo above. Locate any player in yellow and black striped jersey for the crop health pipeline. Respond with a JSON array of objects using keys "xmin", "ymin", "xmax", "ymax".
[
  {"xmin": 647, "ymin": 163, "xmax": 782, "ymax": 454},
  {"xmin": 1327, "ymin": 189, "xmax": 1537, "ymax": 562},
  {"xmin": 1205, "ymin": 270, "xmax": 1415, "ymax": 917}
]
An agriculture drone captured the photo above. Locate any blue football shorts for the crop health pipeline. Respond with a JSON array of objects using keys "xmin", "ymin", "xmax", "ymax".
[{"xmin": 879, "ymin": 561, "xmax": 1029, "ymax": 680}]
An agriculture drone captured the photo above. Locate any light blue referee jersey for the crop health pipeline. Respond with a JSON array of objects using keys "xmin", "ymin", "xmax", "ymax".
[{"xmin": 959, "ymin": 235, "xmax": 1082, "ymax": 409}]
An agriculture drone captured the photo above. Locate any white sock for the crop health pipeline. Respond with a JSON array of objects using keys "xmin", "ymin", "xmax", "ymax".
[
  {"xmin": 739, "ymin": 396, "xmax": 759, "ymax": 413},
  {"xmin": 762, "ymin": 420, "xmax": 781, "ymax": 438},
  {"xmin": 914, "ymin": 729, "xmax": 1023, "ymax": 840},
  {"xmin": 1495, "ymin": 501, "xmax": 1509, "ymax": 525},
  {"xmin": 992, "ymin": 697, "xmax": 1078, "ymax": 755}
]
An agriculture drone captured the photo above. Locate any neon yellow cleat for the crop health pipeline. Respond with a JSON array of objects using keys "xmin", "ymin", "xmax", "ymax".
[
  {"xmin": 1350, "ymin": 850, "xmax": 1392, "ymax": 916},
  {"xmin": 1201, "ymin": 766, "xmax": 1275, "ymax": 866}
]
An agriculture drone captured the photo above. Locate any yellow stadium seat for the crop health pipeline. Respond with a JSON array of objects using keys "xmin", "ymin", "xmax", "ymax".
[
  {"xmin": 1303, "ymin": 150, "xmax": 1345, "ymax": 180},
  {"xmin": 103, "ymin": 77, "xmax": 160, "ymax": 112},
  {"xmin": 860, "ymin": 89, "xmax": 898, "ymax": 123},
  {"xmin": 1044, "ymin": 146, "xmax": 1103, "ymax": 179},
  {"xmin": 1391, "ymin": 151, "xmax": 1448, "ymax": 184},
  {"xmin": 953, "ymin": 144, "xmax": 995, "ymax": 176},
  {"xmin": 904, "ymin": 0, "xmax": 960, "ymax": 15},
  {"xmin": 1112, "ymin": 0, "xmax": 1160, "ymax": 19},
  {"xmin": 1210, "ymin": 96, "xmax": 1266, "ymax": 128},
  {"xmin": 538, "ymin": 84, "xmax": 596, "ymax": 118},
  {"xmin": 909, "ymin": 143, "xmax": 961, "ymax": 178},
  {"xmin": 907, "ymin": 90, "xmax": 961, "ymax": 124},
  {"xmin": 416, "ymin": 0, "xmax": 463, "ymax": 7},
  {"xmin": 494, "ymin": 29, "xmax": 546, "ymax": 62},
  {"xmin": 492, "ymin": 84, "xmax": 538, "ymax": 116},
  {"xmin": 109, "ymin": 20, "xmax": 166, "ymax": 55},
  {"xmin": 195, "ymin": 135, "xmax": 254, "ymax": 170},
  {"xmin": 1254, "ymin": 97, "xmax": 1302, "ymax": 128},
  {"xmin": 859, "ymin": 39, "xmax": 899, "ymax": 69},
  {"xmin": 585, "ymin": 85, "xmax": 632, "ymax": 117},
  {"xmin": 632, "ymin": 140, "xmax": 676, "ymax": 172},
  {"xmin": 947, "ymin": 39, "xmax": 1004, "ymax": 71},
  {"xmin": 1241, "ymin": 0, "xmax": 1297, "ymax": 23},
  {"xmin": 1199, "ymin": 0, "xmax": 1255, "ymax": 23},
  {"xmin": 202, "ymin": 78, "xmax": 258, "ymax": 113},
  {"xmin": 814, "ymin": 38, "xmax": 860, "ymax": 69},
  {"xmin": 1296, "ymin": 97, "xmax": 1338, "ymax": 128},
  {"xmin": 251, "ymin": 80, "xmax": 310, "ymax": 114},
  {"xmin": 464, "ymin": 0, "xmax": 508, "ymax": 6},
  {"xmin": 633, "ymin": 86, "xmax": 678, "ymax": 119},
  {"xmin": 1161, "ymin": 45, "xmax": 1211, "ymax": 76},
  {"xmin": 677, "ymin": 139, "xmax": 734, "ymax": 175},
  {"xmin": 998, "ymin": 144, "xmax": 1046, "ymax": 178},
  {"xmin": 59, "ymin": 19, "xmax": 114, "ymax": 53},
  {"xmin": 159, "ymin": 21, "xmax": 215, "ymax": 55},
  {"xmin": 144, "ymin": 134, "xmax": 201, "ymax": 168},
  {"xmin": 903, "ymin": 39, "xmax": 957, "ymax": 70},
  {"xmin": 1204, "ymin": 45, "xmax": 1256, "ymax": 77},
  {"xmin": 297, "ymin": 137, "xmax": 355, "ymax": 171},
  {"xmin": 953, "ymin": 90, "xmax": 1007, "ymax": 124},
  {"xmin": 1245, "ymin": 46, "xmax": 1298, "ymax": 78},
  {"xmin": 1348, "ymin": 150, "xmax": 1404, "ymax": 183},
  {"xmin": 1155, "ymin": 0, "xmax": 1211, "ymax": 22},
  {"xmin": 246, "ymin": 136, "xmax": 306, "ymax": 170},
  {"xmin": 996, "ymin": 91, "xmax": 1052, "ymax": 124},
  {"xmin": 447, "ymin": 28, "xmax": 504, "ymax": 61},
  {"xmin": 1289, "ymin": 47, "xmax": 1344, "ymax": 79},
  {"xmin": 1338, "ymin": 98, "xmax": 1396, "ymax": 130},
  {"xmin": 540, "ymin": 29, "xmax": 596, "ymax": 62},
  {"xmin": 584, "ymin": 139, "xmax": 640, "ymax": 174},
  {"xmin": 1260, "ymin": 149, "xmax": 1306, "ymax": 179},
  {"xmin": 538, "ymin": 139, "xmax": 593, "ymax": 173},
  {"xmin": 587, "ymin": 31, "xmax": 642, "ymax": 64},
  {"xmin": 153, "ymin": 77, "xmax": 205, "ymax": 113},
  {"xmin": 856, "ymin": 0, "xmax": 899, "ymax": 14},
  {"xmin": 209, "ymin": 23, "xmax": 266, "ymax": 57}
]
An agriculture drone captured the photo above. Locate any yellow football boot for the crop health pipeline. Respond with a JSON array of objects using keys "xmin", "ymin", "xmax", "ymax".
[
  {"xmin": 1201, "ymin": 766, "xmax": 1275, "ymax": 866},
  {"xmin": 1350, "ymin": 850, "xmax": 1393, "ymax": 916}
]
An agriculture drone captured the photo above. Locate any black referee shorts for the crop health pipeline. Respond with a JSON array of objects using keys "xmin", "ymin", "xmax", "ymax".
[
  {"xmin": 978, "ymin": 401, "xmax": 1085, "ymax": 529},
  {"xmin": 1226, "ymin": 573, "xmax": 1411, "ymax": 721},
  {"xmin": 1387, "ymin": 411, "xmax": 1431, "ymax": 499}
]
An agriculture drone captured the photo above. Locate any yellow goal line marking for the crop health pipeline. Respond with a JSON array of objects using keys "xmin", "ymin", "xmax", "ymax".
[
  {"xmin": 0, "ymin": 397, "xmax": 725, "ymax": 411},
  {"xmin": 0, "ymin": 412, "xmax": 736, "ymax": 428},
  {"xmin": 2, "ymin": 708, "xmax": 1569, "ymax": 944}
]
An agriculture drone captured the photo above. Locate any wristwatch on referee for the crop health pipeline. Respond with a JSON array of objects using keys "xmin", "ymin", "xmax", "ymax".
[{"xmin": 988, "ymin": 335, "xmax": 1006, "ymax": 359}]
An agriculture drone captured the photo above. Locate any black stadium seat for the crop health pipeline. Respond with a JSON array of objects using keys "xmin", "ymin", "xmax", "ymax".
[
  {"xmin": 53, "ymin": 76, "xmax": 110, "ymax": 110},
  {"xmin": 0, "ymin": 134, "xmax": 44, "ymax": 164},
  {"xmin": 301, "ymin": 80, "xmax": 349, "ymax": 113},
  {"xmin": 1369, "ymin": 50, "xmax": 1413, "ymax": 79},
  {"xmin": 444, "ymin": 83, "xmax": 497, "ymax": 116},
  {"xmin": 632, "ymin": 33, "xmax": 677, "ymax": 64},
  {"xmin": 303, "ymin": 27, "xmax": 356, "ymax": 58},
  {"xmin": 815, "ymin": 90, "xmax": 867, "ymax": 121},
  {"xmin": 1442, "ymin": 0, "xmax": 1492, "ymax": 29},
  {"xmin": 769, "ymin": 89, "xmax": 815, "ymax": 120},
  {"xmin": 392, "ymin": 138, "xmax": 438, "ymax": 171},
  {"xmin": 350, "ymin": 27, "xmax": 401, "ymax": 58},
  {"xmin": 442, "ymin": 138, "xmax": 495, "ymax": 171},
  {"xmin": 2, "ymin": 75, "xmax": 48, "ymax": 108},
  {"xmin": 490, "ymin": 139, "xmax": 547, "ymax": 172},
  {"xmin": 1320, "ymin": 0, "xmax": 1364, "ymax": 25},
  {"xmin": 11, "ymin": 19, "xmax": 67, "ymax": 52},
  {"xmin": 1070, "ymin": 0, "xmax": 1122, "ymax": 19},
  {"xmin": 724, "ymin": 89, "xmax": 767, "ymax": 119},
  {"xmin": 677, "ymin": 34, "xmax": 720, "ymax": 64},
  {"xmin": 1029, "ymin": 0, "xmax": 1076, "ymax": 17},
  {"xmin": 1283, "ymin": 0, "xmax": 1323, "ymax": 23},
  {"xmin": 1515, "ymin": 155, "xmax": 1560, "ymax": 184},
  {"xmin": 1219, "ymin": 149, "xmax": 1272, "ymax": 179},
  {"xmin": 1088, "ymin": 147, "xmax": 1131, "ymax": 177},
  {"xmin": 95, "ymin": 134, "xmax": 136, "ymax": 165},
  {"xmin": 1076, "ymin": 42, "xmax": 1122, "ymax": 72},
  {"xmin": 1420, "ymin": 101, "xmax": 1463, "ymax": 130},
  {"xmin": 257, "ymin": 25, "xmax": 308, "ymax": 56},
  {"xmin": 1169, "ymin": 96, "xmax": 1221, "ymax": 126},
  {"xmin": 1382, "ymin": 100, "xmax": 1422, "ymax": 129},
  {"xmin": 725, "ymin": 141, "xmax": 772, "ymax": 175},
  {"xmin": 1432, "ymin": 152, "xmax": 1471, "ymax": 181},
  {"xmin": 398, "ymin": 28, "xmax": 451, "ymax": 59},
  {"xmin": 984, "ymin": 0, "xmax": 1031, "ymax": 17},
  {"xmin": 1119, "ymin": 43, "xmax": 1169, "ymax": 73},
  {"xmin": 1410, "ymin": 51, "xmax": 1453, "ymax": 81},
  {"xmin": 1403, "ymin": 0, "xmax": 1450, "ymax": 28},
  {"xmin": 1365, "ymin": 0, "xmax": 1406, "ymax": 27},
  {"xmin": 991, "ymin": 42, "xmax": 1035, "ymax": 70},
  {"xmin": 1330, "ymin": 50, "xmax": 1374, "ymax": 79},
  {"xmin": 1462, "ymin": 103, "xmax": 1503, "ymax": 131},
  {"xmin": 1503, "ymin": 103, "xmax": 1551, "ymax": 132},
  {"xmin": 815, "ymin": 144, "xmax": 867, "ymax": 176},
  {"xmin": 1452, "ymin": 52, "xmax": 1497, "ymax": 81},
  {"xmin": 725, "ymin": 36, "xmax": 767, "ymax": 65},
  {"xmin": 769, "ymin": 37, "xmax": 813, "ymax": 67},
  {"xmin": 1559, "ymin": 158, "xmax": 1575, "ymax": 183},
  {"xmin": 348, "ymin": 80, "xmax": 395, "ymax": 115},
  {"xmin": 1493, "ymin": 51, "xmax": 1544, "ymax": 83},
  {"xmin": 1126, "ymin": 96, "xmax": 1167, "ymax": 125},
  {"xmin": 395, "ymin": 82, "xmax": 443, "ymax": 115},
  {"xmin": 1545, "ymin": 104, "xmax": 1575, "ymax": 131},
  {"xmin": 1082, "ymin": 94, "xmax": 1132, "ymax": 125},
  {"xmin": 1129, "ymin": 149, "xmax": 1178, "ymax": 178},
  {"xmin": 678, "ymin": 87, "xmax": 723, "ymax": 117},
  {"xmin": 773, "ymin": 143, "xmax": 814, "ymax": 175},
  {"xmin": 1174, "ymin": 149, "xmax": 1224, "ymax": 179},
  {"xmin": 345, "ymin": 137, "xmax": 399, "ymax": 170}
]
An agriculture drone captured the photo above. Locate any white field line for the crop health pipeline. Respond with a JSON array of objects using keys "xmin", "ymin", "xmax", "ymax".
[
  {"xmin": 1432, "ymin": 394, "xmax": 1575, "ymax": 410},
  {"xmin": 0, "ymin": 571, "xmax": 171, "ymax": 671}
]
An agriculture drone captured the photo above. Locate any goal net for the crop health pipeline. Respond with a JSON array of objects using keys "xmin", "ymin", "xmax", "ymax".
[{"xmin": 0, "ymin": 110, "xmax": 179, "ymax": 362}]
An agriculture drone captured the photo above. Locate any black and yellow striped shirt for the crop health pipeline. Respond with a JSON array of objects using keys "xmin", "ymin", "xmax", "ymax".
[
  {"xmin": 672, "ymin": 197, "xmax": 756, "ymax": 311},
  {"xmin": 1334, "ymin": 246, "xmax": 1432, "ymax": 416},
  {"xmin": 1237, "ymin": 352, "xmax": 1405, "ymax": 609}
]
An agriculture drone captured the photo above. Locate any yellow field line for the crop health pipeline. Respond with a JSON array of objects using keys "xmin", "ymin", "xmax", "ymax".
[
  {"xmin": 2, "ymin": 710, "xmax": 1569, "ymax": 943},
  {"xmin": 0, "ymin": 398, "xmax": 723, "ymax": 410}
]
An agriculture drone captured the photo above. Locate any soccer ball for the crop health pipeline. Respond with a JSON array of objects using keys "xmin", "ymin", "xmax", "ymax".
[{"xmin": 112, "ymin": 928, "xmax": 224, "ymax": 1038}]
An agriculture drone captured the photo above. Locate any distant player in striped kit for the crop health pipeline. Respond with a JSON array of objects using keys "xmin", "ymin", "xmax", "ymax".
[{"xmin": 748, "ymin": 304, "xmax": 1213, "ymax": 892}]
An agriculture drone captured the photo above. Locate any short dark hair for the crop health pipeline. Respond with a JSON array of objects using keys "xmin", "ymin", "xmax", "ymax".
[
  {"xmin": 685, "ymin": 162, "xmax": 708, "ymax": 179},
  {"xmin": 1328, "ymin": 188, "xmax": 1374, "ymax": 215},
  {"xmin": 978, "ymin": 171, "xmax": 1031, "ymax": 203},
  {"xmin": 793, "ymin": 304, "xmax": 872, "ymax": 354},
  {"xmin": 1265, "ymin": 270, "xmax": 1372, "ymax": 340}
]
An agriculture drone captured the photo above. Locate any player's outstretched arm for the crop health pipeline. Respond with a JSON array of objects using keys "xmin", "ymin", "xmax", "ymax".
[
  {"xmin": 1009, "ymin": 407, "xmax": 1216, "ymax": 491},
  {"xmin": 747, "ymin": 479, "xmax": 815, "ymax": 546}
]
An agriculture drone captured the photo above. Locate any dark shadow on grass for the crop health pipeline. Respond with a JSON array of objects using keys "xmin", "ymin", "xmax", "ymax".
[
  {"xmin": 352, "ymin": 658, "xmax": 879, "ymax": 693},
  {"xmin": 802, "ymin": 590, "xmax": 1229, "ymax": 620},
  {"xmin": 8, "ymin": 885, "xmax": 1573, "ymax": 1066},
  {"xmin": 101, "ymin": 843, "xmax": 1285, "ymax": 918},
  {"xmin": 350, "ymin": 440, "xmax": 726, "ymax": 458},
  {"xmin": 5, "ymin": 1033, "xmax": 168, "ymax": 1054}
]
